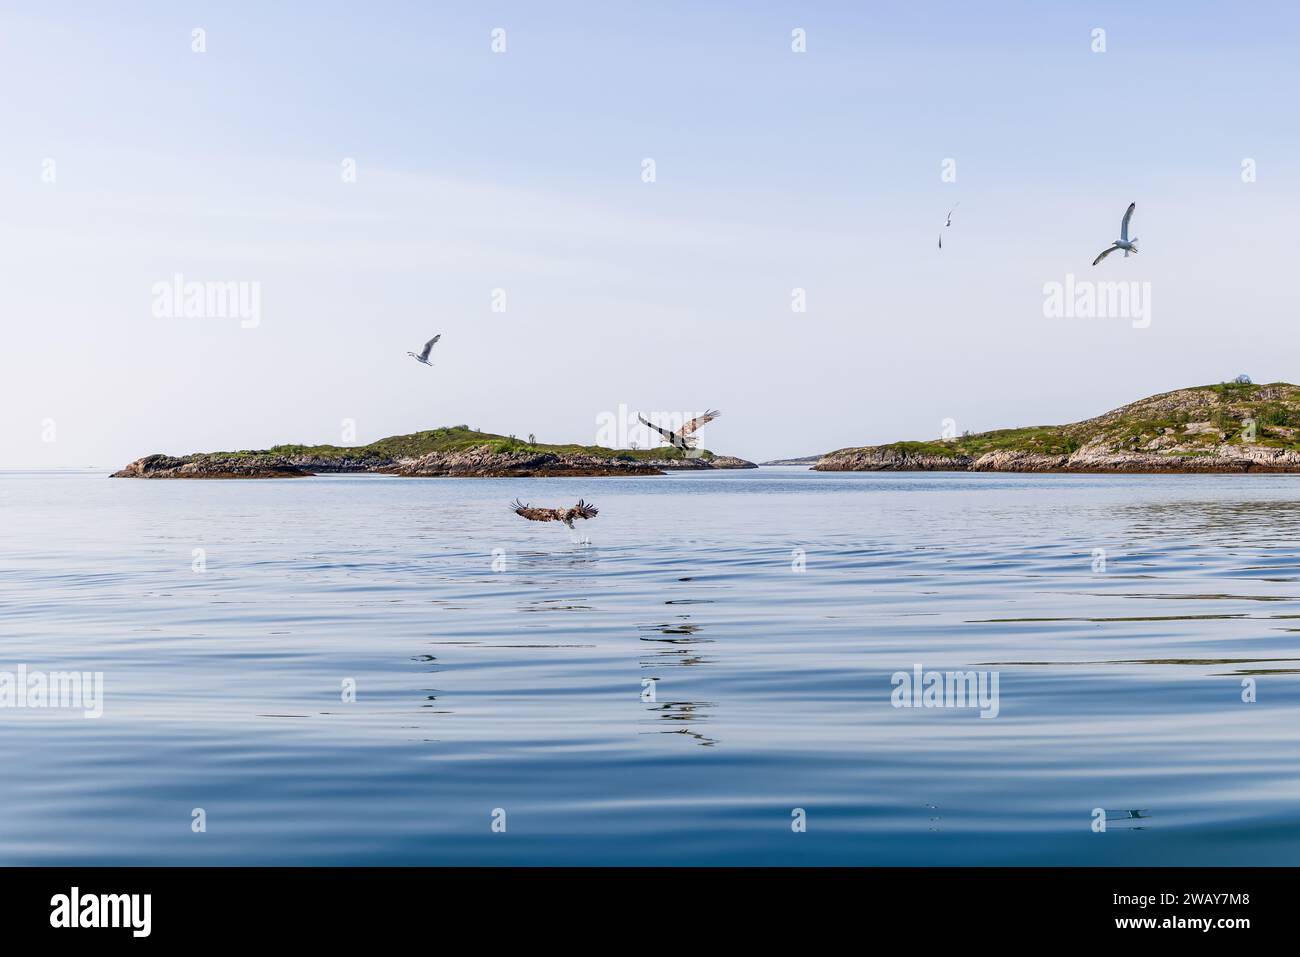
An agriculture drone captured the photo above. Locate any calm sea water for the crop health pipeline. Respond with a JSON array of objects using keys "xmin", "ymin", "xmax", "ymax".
[{"xmin": 2, "ymin": 468, "xmax": 1299, "ymax": 865}]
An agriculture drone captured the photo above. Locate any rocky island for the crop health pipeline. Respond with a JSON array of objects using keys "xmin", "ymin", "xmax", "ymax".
[
  {"xmin": 112, "ymin": 426, "xmax": 757, "ymax": 479},
  {"xmin": 814, "ymin": 382, "xmax": 1300, "ymax": 473}
]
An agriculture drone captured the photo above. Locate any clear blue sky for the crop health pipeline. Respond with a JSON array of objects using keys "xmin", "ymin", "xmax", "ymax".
[{"xmin": 2, "ymin": 1, "xmax": 1298, "ymax": 466}]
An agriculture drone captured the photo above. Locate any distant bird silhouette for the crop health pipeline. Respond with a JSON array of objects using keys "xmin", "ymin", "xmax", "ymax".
[
  {"xmin": 939, "ymin": 202, "xmax": 959, "ymax": 249},
  {"xmin": 637, "ymin": 410, "xmax": 721, "ymax": 450},
  {"xmin": 407, "ymin": 334, "xmax": 441, "ymax": 366},
  {"xmin": 511, "ymin": 499, "xmax": 598, "ymax": 529},
  {"xmin": 1092, "ymin": 203, "xmax": 1139, "ymax": 265}
]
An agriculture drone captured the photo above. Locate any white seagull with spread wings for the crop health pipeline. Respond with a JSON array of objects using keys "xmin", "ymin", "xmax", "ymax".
[
  {"xmin": 1092, "ymin": 203, "xmax": 1139, "ymax": 265},
  {"xmin": 407, "ymin": 334, "xmax": 440, "ymax": 366}
]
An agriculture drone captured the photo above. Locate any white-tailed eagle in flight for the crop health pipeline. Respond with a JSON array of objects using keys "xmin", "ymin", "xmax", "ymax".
[
  {"xmin": 510, "ymin": 499, "xmax": 599, "ymax": 529},
  {"xmin": 637, "ymin": 410, "xmax": 721, "ymax": 450}
]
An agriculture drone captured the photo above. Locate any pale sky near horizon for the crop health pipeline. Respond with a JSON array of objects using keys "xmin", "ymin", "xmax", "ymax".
[{"xmin": 2, "ymin": 1, "xmax": 1299, "ymax": 467}]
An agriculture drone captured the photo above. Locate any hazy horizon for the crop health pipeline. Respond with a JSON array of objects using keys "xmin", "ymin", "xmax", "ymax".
[{"xmin": 3, "ymin": 1, "xmax": 1298, "ymax": 467}]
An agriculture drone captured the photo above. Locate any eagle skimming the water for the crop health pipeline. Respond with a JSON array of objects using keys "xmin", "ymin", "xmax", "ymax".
[
  {"xmin": 637, "ymin": 410, "xmax": 721, "ymax": 450},
  {"xmin": 510, "ymin": 499, "xmax": 599, "ymax": 529}
]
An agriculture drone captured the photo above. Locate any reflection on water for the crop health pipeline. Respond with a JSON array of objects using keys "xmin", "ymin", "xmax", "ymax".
[
  {"xmin": 2, "ymin": 469, "xmax": 1300, "ymax": 864},
  {"xmin": 981, "ymin": 657, "xmax": 1300, "ymax": 666},
  {"xmin": 1102, "ymin": 809, "xmax": 1152, "ymax": 831},
  {"xmin": 639, "ymin": 620, "xmax": 713, "ymax": 669},
  {"xmin": 643, "ymin": 700, "xmax": 719, "ymax": 748},
  {"xmin": 1122, "ymin": 499, "xmax": 1300, "ymax": 542}
]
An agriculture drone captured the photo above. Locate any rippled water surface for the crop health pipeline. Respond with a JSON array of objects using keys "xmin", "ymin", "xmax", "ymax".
[{"xmin": 3, "ymin": 468, "xmax": 1300, "ymax": 864}]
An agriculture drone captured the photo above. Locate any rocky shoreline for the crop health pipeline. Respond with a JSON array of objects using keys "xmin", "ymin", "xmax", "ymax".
[
  {"xmin": 810, "ymin": 383, "xmax": 1300, "ymax": 474},
  {"xmin": 112, "ymin": 447, "xmax": 757, "ymax": 479},
  {"xmin": 812, "ymin": 445, "xmax": 1300, "ymax": 473}
]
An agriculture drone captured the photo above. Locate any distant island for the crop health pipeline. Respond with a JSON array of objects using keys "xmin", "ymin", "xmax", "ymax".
[
  {"xmin": 814, "ymin": 382, "xmax": 1300, "ymax": 473},
  {"xmin": 760, "ymin": 454, "xmax": 824, "ymax": 466},
  {"xmin": 112, "ymin": 426, "xmax": 757, "ymax": 478}
]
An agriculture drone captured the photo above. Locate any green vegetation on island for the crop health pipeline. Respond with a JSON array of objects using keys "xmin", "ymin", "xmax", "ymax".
[
  {"xmin": 815, "ymin": 382, "xmax": 1300, "ymax": 473},
  {"xmin": 212, "ymin": 426, "xmax": 726, "ymax": 463}
]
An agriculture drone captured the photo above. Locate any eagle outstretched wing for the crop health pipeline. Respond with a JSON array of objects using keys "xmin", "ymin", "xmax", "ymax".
[
  {"xmin": 511, "ymin": 499, "xmax": 561, "ymax": 523},
  {"xmin": 512, "ymin": 499, "xmax": 599, "ymax": 528},
  {"xmin": 567, "ymin": 499, "xmax": 598, "ymax": 522},
  {"xmin": 679, "ymin": 409, "xmax": 721, "ymax": 436},
  {"xmin": 637, "ymin": 414, "xmax": 678, "ymax": 444}
]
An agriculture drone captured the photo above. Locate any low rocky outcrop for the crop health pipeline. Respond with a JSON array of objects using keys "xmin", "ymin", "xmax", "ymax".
[
  {"xmin": 814, "ymin": 449, "xmax": 976, "ymax": 471},
  {"xmin": 658, "ymin": 454, "xmax": 757, "ymax": 470},
  {"xmin": 759, "ymin": 455, "xmax": 824, "ymax": 466},
  {"xmin": 111, "ymin": 454, "xmax": 314, "ymax": 479},
  {"xmin": 393, "ymin": 447, "xmax": 663, "ymax": 477}
]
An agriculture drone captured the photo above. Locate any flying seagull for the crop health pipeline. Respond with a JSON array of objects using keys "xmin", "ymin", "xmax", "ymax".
[
  {"xmin": 510, "ymin": 499, "xmax": 599, "ymax": 529},
  {"xmin": 407, "ymin": 334, "xmax": 441, "ymax": 366},
  {"xmin": 637, "ymin": 410, "xmax": 721, "ymax": 450},
  {"xmin": 1092, "ymin": 203, "xmax": 1138, "ymax": 265},
  {"xmin": 939, "ymin": 202, "xmax": 959, "ymax": 249}
]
